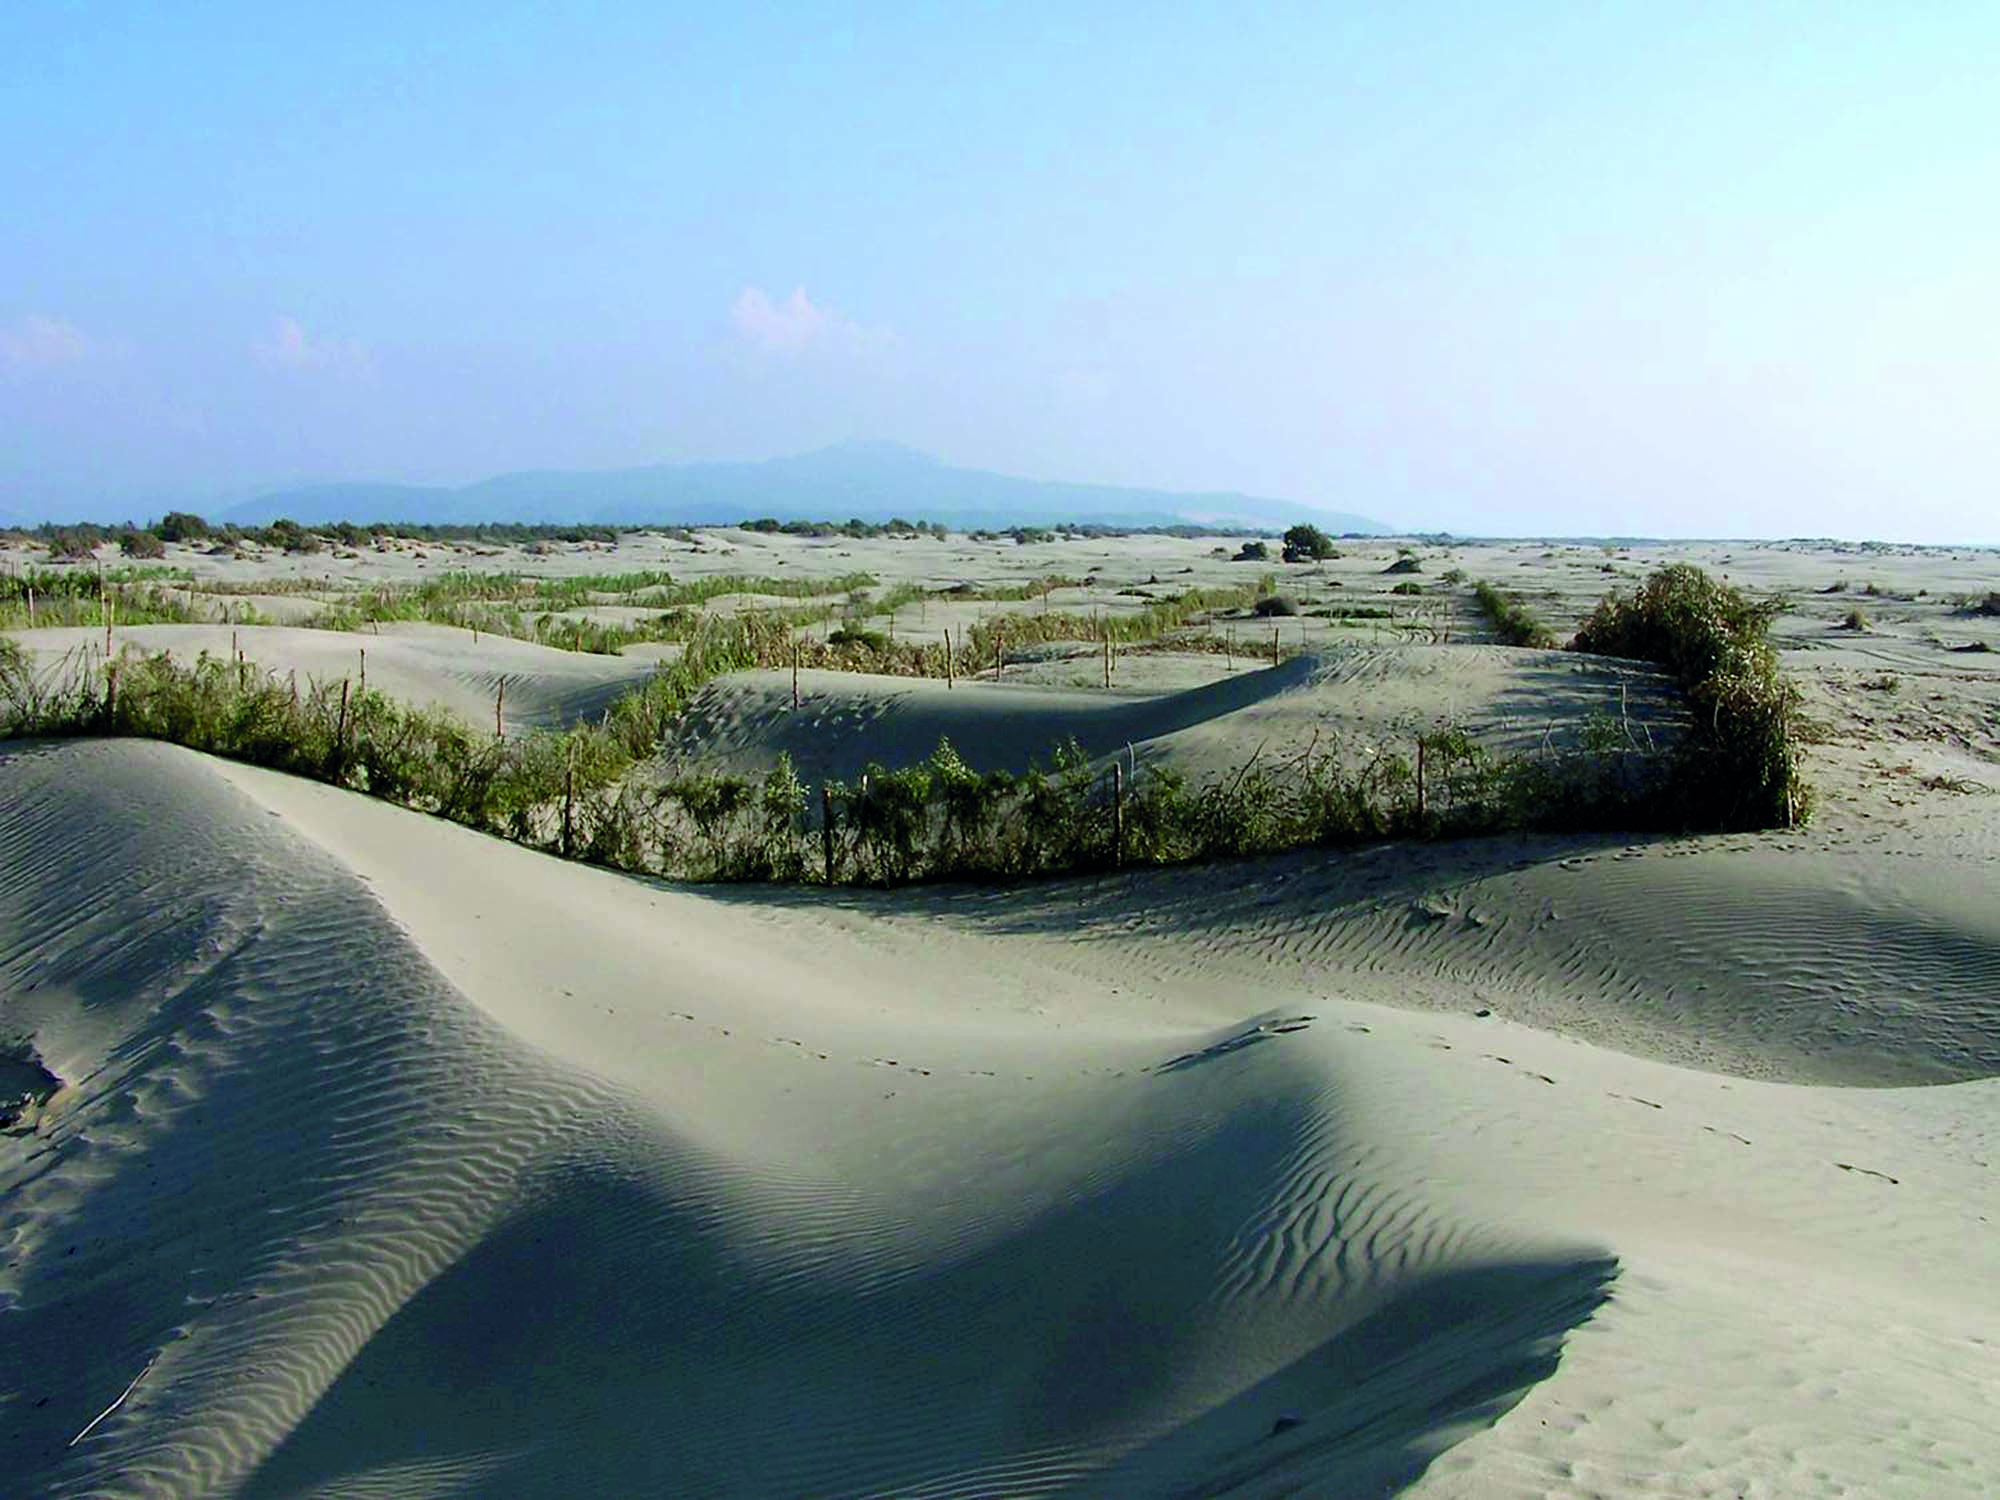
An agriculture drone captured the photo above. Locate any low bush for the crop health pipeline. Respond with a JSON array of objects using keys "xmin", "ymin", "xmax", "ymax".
[
  {"xmin": 1281, "ymin": 524, "xmax": 1338, "ymax": 563},
  {"xmin": 1471, "ymin": 581, "xmax": 1556, "ymax": 647},
  {"xmin": 1390, "ymin": 581, "xmax": 1423, "ymax": 596},
  {"xmin": 0, "ymin": 567, "xmax": 204, "ymax": 630},
  {"xmin": 3, "ymin": 638, "xmax": 1681, "ymax": 886},
  {"xmin": 1250, "ymin": 594, "xmax": 1299, "ymax": 617},
  {"xmin": 1571, "ymin": 563, "xmax": 1811, "ymax": 829}
]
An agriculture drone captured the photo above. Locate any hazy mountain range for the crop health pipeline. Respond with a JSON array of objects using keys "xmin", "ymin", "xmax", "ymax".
[{"xmin": 193, "ymin": 443, "xmax": 1391, "ymax": 534}]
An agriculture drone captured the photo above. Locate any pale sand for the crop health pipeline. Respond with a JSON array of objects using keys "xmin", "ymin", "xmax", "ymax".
[
  {"xmin": 2, "ymin": 534, "xmax": 1996, "ymax": 1497},
  {"xmin": 1, "ymin": 735, "xmax": 1994, "ymax": 1497},
  {"xmin": 6, "ymin": 623, "xmax": 659, "ymax": 734},
  {"xmin": 661, "ymin": 647, "xmax": 1684, "ymax": 789}
]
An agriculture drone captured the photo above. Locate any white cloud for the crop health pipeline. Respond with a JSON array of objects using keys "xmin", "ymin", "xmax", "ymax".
[
  {"xmin": 0, "ymin": 314, "xmax": 94, "ymax": 370},
  {"xmin": 255, "ymin": 316, "xmax": 371, "ymax": 372},
  {"xmin": 729, "ymin": 286, "xmax": 896, "ymax": 357}
]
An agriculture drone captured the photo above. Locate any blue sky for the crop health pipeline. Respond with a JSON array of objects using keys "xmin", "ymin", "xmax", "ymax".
[{"xmin": 3, "ymin": 2, "xmax": 1996, "ymax": 539}]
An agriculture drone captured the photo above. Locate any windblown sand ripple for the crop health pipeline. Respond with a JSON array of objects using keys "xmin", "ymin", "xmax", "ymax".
[{"xmin": 2, "ymin": 738, "xmax": 1995, "ymax": 1497}]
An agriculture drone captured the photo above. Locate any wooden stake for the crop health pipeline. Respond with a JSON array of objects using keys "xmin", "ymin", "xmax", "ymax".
[
  {"xmin": 1417, "ymin": 737, "xmax": 1427, "ymax": 825},
  {"xmin": 792, "ymin": 640, "xmax": 800, "ymax": 709},
  {"xmin": 562, "ymin": 743, "xmax": 576, "ymax": 858},
  {"xmin": 821, "ymin": 783, "xmax": 836, "ymax": 881},
  {"xmin": 68, "ymin": 1354, "xmax": 157, "ymax": 1449},
  {"xmin": 495, "ymin": 681, "xmax": 505, "ymax": 738},
  {"xmin": 336, "ymin": 678, "xmax": 350, "ymax": 762},
  {"xmin": 944, "ymin": 630, "xmax": 953, "ymax": 689},
  {"xmin": 1112, "ymin": 761, "xmax": 1124, "ymax": 868},
  {"xmin": 358, "ymin": 648, "xmax": 366, "ymax": 695}
]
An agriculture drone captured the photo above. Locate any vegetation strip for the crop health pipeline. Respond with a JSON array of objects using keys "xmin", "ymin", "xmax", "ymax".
[
  {"xmin": 1471, "ymin": 580, "xmax": 1557, "ymax": 647},
  {"xmin": 1, "ymin": 564, "xmax": 1812, "ymax": 887}
]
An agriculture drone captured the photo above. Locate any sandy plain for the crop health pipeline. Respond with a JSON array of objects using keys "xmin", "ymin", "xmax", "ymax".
[{"xmin": 2, "ymin": 527, "xmax": 1996, "ymax": 1498}]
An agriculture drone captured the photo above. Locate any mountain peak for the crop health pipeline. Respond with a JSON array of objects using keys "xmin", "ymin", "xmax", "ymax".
[{"xmin": 780, "ymin": 440, "xmax": 942, "ymax": 471}]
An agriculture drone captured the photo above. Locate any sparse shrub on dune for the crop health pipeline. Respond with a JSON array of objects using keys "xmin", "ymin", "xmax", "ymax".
[
  {"xmin": 1250, "ymin": 594, "xmax": 1299, "ymax": 617},
  {"xmin": 45, "ymin": 529, "xmax": 98, "ymax": 562},
  {"xmin": 0, "ymin": 566, "xmax": 203, "ymax": 629},
  {"xmin": 1839, "ymin": 608, "xmax": 1869, "ymax": 631},
  {"xmin": 1471, "ymin": 581, "xmax": 1556, "ymax": 647},
  {"xmin": 1281, "ymin": 524, "xmax": 1338, "ymax": 563},
  {"xmin": 0, "ymin": 560, "xmax": 1814, "ymax": 885},
  {"xmin": 1571, "ymin": 563, "xmax": 1812, "ymax": 829}
]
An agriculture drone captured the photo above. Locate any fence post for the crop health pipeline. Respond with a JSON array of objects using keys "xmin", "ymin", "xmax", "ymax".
[
  {"xmin": 358, "ymin": 648, "xmax": 366, "ymax": 696},
  {"xmin": 495, "ymin": 681, "xmax": 505, "ymax": 739},
  {"xmin": 1416, "ymin": 737, "xmax": 1427, "ymax": 826},
  {"xmin": 792, "ymin": 639, "xmax": 800, "ymax": 709},
  {"xmin": 944, "ymin": 630, "xmax": 953, "ymax": 689},
  {"xmin": 562, "ymin": 744, "xmax": 576, "ymax": 859},
  {"xmin": 821, "ymin": 783, "xmax": 836, "ymax": 882},
  {"xmin": 335, "ymin": 679, "xmax": 351, "ymax": 771},
  {"xmin": 1112, "ymin": 761, "xmax": 1124, "ymax": 868},
  {"xmin": 1272, "ymin": 624, "xmax": 1280, "ymax": 665},
  {"xmin": 105, "ymin": 661, "xmax": 119, "ymax": 726}
]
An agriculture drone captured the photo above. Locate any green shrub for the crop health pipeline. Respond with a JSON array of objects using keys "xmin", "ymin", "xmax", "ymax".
[
  {"xmin": 1390, "ymin": 581, "xmax": 1423, "ymax": 596},
  {"xmin": 260, "ymin": 518, "xmax": 323, "ymax": 555},
  {"xmin": 1572, "ymin": 564, "xmax": 1810, "ymax": 829},
  {"xmin": 1472, "ymin": 581, "xmax": 1556, "ymax": 647},
  {"xmin": 119, "ymin": 530, "xmax": 167, "ymax": 559},
  {"xmin": 1281, "ymin": 524, "xmax": 1337, "ymax": 563},
  {"xmin": 46, "ymin": 529, "xmax": 96, "ymax": 561},
  {"xmin": 1251, "ymin": 594, "xmax": 1300, "ymax": 617}
]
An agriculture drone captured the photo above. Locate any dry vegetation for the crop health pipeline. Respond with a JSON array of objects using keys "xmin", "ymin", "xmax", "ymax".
[{"xmin": 0, "ymin": 520, "xmax": 1850, "ymax": 884}]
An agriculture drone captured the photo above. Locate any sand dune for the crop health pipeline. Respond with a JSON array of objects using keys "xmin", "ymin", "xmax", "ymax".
[
  {"xmin": 4, "ymin": 738, "xmax": 1994, "ymax": 1497},
  {"xmin": 5, "ymin": 623, "xmax": 660, "ymax": 733},
  {"xmin": 664, "ymin": 645, "xmax": 1684, "ymax": 787}
]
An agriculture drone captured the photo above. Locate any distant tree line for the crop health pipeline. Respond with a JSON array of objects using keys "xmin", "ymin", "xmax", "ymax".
[
  {"xmin": 3, "ymin": 510, "xmax": 1361, "ymax": 559},
  {"xmin": 0, "ymin": 514, "xmax": 640, "ymax": 558},
  {"xmin": 737, "ymin": 517, "xmax": 953, "ymax": 539}
]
